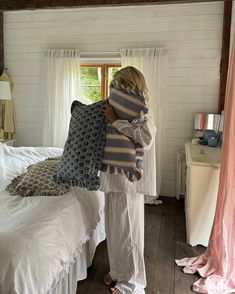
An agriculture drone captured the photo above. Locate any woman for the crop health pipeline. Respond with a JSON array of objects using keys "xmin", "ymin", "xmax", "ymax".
[{"xmin": 101, "ymin": 66, "xmax": 156, "ymax": 294}]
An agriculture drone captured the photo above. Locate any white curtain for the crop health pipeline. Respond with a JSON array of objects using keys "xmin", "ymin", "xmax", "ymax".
[
  {"xmin": 43, "ymin": 50, "xmax": 80, "ymax": 148},
  {"xmin": 120, "ymin": 48, "xmax": 168, "ymax": 198}
]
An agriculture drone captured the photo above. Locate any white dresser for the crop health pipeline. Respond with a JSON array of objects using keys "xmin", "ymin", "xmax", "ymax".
[{"xmin": 185, "ymin": 142, "xmax": 221, "ymax": 247}]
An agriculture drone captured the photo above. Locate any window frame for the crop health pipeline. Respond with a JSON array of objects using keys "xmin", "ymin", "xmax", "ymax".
[{"xmin": 81, "ymin": 63, "xmax": 121, "ymax": 100}]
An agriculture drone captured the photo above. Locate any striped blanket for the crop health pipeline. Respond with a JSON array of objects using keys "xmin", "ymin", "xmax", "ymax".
[{"xmin": 101, "ymin": 80, "xmax": 148, "ymax": 182}]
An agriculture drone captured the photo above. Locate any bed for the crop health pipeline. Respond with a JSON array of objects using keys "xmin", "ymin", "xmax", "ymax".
[{"xmin": 0, "ymin": 143, "xmax": 105, "ymax": 294}]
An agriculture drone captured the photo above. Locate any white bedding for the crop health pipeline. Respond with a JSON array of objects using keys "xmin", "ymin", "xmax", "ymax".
[{"xmin": 0, "ymin": 143, "xmax": 105, "ymax": 294}]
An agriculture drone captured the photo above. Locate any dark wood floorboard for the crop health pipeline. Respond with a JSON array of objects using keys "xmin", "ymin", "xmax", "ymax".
[
  {"xmin": 77, "ymin": 197, "xmax": 206, "ymax": 294},
  {"xmin": 174, "ymin": 199, "xmax": 195, "ymax": 294},
  {"xmin": 152, "ymin": 200, "xmax": 175, "ymax": 294},
  {"xmin": 145, "ymin": 204, "xmax": 162, "ymax": 294}
]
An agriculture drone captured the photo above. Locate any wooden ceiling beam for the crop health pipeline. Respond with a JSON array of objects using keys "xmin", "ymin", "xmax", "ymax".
[
  {"xmin": 0, "ymin": 0, "xmax": 222, "ymax": 11},
  {"xmin": 218, "ymin": 0, "xmax": 232, "ymax": 113}
]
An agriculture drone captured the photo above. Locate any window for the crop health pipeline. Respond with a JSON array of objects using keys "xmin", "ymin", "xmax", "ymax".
[{"xmin": 80, "ymin": 64, "xmax": 121, "ymax": 104}]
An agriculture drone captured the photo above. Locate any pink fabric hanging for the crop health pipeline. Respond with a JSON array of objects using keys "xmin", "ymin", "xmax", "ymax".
[{"xmin": 176, "ymin": 32, "xmax": 235, "ymax": 294}]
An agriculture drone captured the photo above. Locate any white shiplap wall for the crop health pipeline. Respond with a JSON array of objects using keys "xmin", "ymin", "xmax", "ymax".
[{"xmin": 4, "ymin": 2, "xmax": 224, "ymax": 197}]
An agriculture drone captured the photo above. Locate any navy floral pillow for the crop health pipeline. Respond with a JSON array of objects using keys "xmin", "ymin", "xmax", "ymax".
[
  {"xmin": 6, "ymin": 157, "xmax": 69, "ymax": 197},
  {"xmin": 53, "ymin": 100, "xmax": 107, "ymax": 191}
]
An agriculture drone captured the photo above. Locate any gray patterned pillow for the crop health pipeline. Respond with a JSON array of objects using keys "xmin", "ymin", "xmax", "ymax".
[
  {"xmin": 53, "ymin": 99, "xmax": 107, "ymax": 191},
  {"xmin": 6, "ymin": 157, "xmax": 70, "ymax": 197}
]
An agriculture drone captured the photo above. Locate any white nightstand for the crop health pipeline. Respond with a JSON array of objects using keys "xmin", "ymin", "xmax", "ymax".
[
  {"xmin": 1, "ymin": 139, "xmax": 16, "ymax": 146},
  {"xmin": 185, "ymin": 142, "xmax": 221, "ymax": 247}
]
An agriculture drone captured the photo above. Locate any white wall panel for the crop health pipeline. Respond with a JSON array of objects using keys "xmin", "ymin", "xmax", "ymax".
[{"xmin": 4, "ymin": 1, "xmax": 224, "ymax": 196}]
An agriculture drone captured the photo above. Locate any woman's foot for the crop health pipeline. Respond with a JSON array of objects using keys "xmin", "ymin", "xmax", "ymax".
[
  {"xmin": 103, "ymin": 273, "xmax": 117, "ymax": 287},
  {"xmin": 110, "ymin": 287, "xmax": 122, "ymax": 294}
]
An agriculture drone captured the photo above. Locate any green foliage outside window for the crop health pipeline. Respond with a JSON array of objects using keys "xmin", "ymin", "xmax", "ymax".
[
  {"xmin": 80, "ymin": 67, "xmax": 101, "ymax": 104},
  {"xmin": 80, "ymin": 66, "xmax": 121, "ymax": 104},
  {"xmin": 108, "ymin": 67, "xmax": 120, "ymax": 94}
]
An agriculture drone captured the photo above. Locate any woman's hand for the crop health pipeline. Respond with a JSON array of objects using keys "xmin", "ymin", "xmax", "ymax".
[{"xmin": 101, "ymin": 104, "xmax": 118, "ymax": 124}]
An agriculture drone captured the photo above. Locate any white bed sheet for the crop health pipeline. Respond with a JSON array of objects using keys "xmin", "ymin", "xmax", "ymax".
[
  {"xmin": 48, "ymin": 222, "xmax": 105, "ymax": 294},
  {"xmin": 0, "ymin": 143, "xmax": 105, "ymax": 294}
]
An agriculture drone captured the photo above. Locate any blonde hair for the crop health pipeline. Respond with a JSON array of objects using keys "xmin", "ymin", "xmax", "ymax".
[{"xmin": 113, "ymin": 66, "xmax": 148, "ymax": 96}]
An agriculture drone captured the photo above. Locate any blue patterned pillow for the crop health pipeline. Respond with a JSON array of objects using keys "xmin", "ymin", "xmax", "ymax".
[{"xmin": 54, "ymin": 100, "xmax": 107, "ymax": 191}]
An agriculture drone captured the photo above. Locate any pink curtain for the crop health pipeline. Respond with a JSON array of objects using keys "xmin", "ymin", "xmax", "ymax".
[{"xmin": 176, "ymin": 32, "xmax": 235, "ymax": 293}]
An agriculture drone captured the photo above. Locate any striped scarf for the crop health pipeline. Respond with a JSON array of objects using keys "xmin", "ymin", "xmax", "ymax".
[{"xmin": 101, "ymin": 80, "xmax": 148, "ymax": 182}]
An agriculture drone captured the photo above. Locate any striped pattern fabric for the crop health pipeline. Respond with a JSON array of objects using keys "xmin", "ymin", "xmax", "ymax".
[{"xmin": 101, "ymin": 80, "xmax": 148, "ymax": 182}]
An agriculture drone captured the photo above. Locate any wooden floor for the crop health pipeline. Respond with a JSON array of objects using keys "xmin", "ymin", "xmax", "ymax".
[{"xmin": 77, "ymin": 197, "xmax": 206, "ymax": 294}]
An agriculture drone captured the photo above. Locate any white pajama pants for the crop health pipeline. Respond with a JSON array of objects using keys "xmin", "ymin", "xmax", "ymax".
[{"xmin": 105, "ymin": 192, "xmax": 146, "ymax": 294}]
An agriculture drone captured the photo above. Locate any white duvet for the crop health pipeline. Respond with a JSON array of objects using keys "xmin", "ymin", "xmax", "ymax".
[{"xmin": 0, "ymin": 144, "xmax": 105, "ymax": 294}]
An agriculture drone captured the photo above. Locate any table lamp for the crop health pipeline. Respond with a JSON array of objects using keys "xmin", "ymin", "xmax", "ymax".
[{"xmin": 0, "ymin": 81, "xmax": 12, "ymax": 140}]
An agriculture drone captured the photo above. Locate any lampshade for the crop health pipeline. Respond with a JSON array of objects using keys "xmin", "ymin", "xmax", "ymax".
[{"xmin": 0, "ymin": 81, "xmax": 12, "ymax": 100}]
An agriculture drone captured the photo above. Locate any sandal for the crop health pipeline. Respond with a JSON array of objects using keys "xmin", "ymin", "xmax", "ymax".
[{"xmin": 103, "ymin": 273, "xmax": 117, "ymax": 287}]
